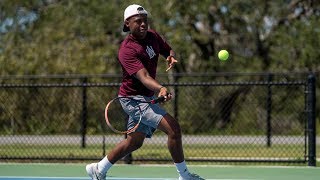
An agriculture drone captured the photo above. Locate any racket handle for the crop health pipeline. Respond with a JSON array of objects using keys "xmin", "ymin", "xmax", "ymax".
[{"xmin": 151, "ymin": 93, "xmax": 171, "ymax": 104}]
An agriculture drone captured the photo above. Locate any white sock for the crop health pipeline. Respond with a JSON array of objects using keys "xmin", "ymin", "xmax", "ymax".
[
  {"xmin": 97, "ymin": 156, "xmax": 113, "ymax": 174},
  {"xmin": 174, "ymin": 161, "xmax": 189, "ymax": 177}
]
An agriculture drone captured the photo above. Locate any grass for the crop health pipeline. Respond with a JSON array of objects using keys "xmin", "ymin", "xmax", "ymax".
[{"xmin": 1, "ymin": 143, "xmax": 319, "ymax": 165}]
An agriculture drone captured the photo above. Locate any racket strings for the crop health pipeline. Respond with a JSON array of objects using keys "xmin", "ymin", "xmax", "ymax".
[
  {"xmin": 107, "ymin": 98, "xmax": 130, "ymax": 133},
  {"xmin": 105, "ymin": 97, "xmax": 142, "ymax": 134}
]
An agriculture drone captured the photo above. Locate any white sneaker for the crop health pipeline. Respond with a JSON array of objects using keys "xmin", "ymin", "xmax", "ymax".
[
  {"xmin": 179, "ymin": 172, "xmax": 205, "ymax": 180},
  {"xmin": 86, "ymin": 163, "xmax": 106, "ymax": 180}
]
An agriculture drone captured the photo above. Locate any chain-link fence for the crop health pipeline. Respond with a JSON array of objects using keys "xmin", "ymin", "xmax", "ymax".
[{"xmin": 0, "ymin": 73, "xmax": 316, "ymax": 166}]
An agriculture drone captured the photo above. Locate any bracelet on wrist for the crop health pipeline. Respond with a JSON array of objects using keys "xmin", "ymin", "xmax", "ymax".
[{"xmin": 159, "ymin": 86, "xmax": 165, "ymax": 91}]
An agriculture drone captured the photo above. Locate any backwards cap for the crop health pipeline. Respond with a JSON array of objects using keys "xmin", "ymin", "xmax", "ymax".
[{"xmin": 123, "ymin": 4, "xmax": 148, "ymax": 32}]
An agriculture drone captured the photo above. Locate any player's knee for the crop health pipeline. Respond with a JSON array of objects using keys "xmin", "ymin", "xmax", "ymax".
[
  {"xmin": 169, "ymin": 125, "xmax": 182, "ymax": 140},
  {"xmin": 127, "ymin": 132, "xmax": 145, "ymax": 151},
  {"xmin": 128, "ymin": 138, "xmax": 144, "ymax": 151}
]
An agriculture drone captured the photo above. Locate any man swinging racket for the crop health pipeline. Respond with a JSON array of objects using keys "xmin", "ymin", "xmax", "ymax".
[{"xmin": 86, "ymin": 4, "xmax": 204, "ymax": 180}]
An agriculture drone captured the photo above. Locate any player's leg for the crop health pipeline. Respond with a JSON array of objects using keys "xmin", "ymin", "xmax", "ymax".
[
  {"xmin": 86, "ymin": 132, "xmax": 145, "ymax": 179},
  {"xmin": 107, "ymin": 131, "xmax": 145, "ymax": 163},
  {"xmin": 157, "ymin": 113, "xmax": 184, "ymax": 162},
  {"xmin": 157, "ymin": 114, "xmax": 204, "ymax": 180}
]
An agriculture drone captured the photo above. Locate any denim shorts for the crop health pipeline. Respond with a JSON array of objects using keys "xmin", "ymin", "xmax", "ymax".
[{"xmin": 119, "ymin": 95, "xmax": 167, "ymax": 138}]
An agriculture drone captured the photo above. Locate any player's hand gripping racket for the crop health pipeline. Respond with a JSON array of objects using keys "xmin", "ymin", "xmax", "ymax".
[{"xmin": 104, "ymin": 95, "xmax": 169, "ymax": 134}]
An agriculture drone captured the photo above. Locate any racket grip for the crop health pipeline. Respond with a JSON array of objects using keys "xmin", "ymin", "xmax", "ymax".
[{"xmin": 152, "ymin": 93, "xmax": 171, "ymax": 104}]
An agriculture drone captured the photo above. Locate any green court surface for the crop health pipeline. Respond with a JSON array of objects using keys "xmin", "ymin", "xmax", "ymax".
[{"xmin": 0, "ymin": 163, "xmax": 320, "ymax": 180}]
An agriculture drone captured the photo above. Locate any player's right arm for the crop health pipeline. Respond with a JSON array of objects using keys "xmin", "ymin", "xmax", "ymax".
[{"xmin": 134, "ymin": 68, "xmax": 170, "ymax": 100}]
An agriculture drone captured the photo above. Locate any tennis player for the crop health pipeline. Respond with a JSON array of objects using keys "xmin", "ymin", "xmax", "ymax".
[{"xmin": 86, "ymin": 4, "xmax": 204, "ymax": 180}]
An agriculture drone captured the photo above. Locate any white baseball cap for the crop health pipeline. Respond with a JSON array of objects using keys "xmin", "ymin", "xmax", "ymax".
[{"xmin": 123, "ymin": 4, "xmax": 148, "ymax": 32}]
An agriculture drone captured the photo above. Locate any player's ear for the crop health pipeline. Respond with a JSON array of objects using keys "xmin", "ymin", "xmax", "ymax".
[{"xmin": 124, "ymin": 19, "xmax": 130, "ymax": 29}]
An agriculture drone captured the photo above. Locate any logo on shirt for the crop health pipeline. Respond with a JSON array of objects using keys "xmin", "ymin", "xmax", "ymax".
[{"xmin": 146, "ymin": 45, "xmax": 156, "ymax": 59}]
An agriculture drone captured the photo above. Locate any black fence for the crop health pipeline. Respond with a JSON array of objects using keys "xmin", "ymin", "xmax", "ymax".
[{"xmin": 0, "ymin": 72, "xmax": 316, "ymax": 166}]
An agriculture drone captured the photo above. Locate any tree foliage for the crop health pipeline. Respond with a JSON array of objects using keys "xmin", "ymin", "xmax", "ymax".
[
  {"xmin": 1, "ymin": 0, "xmax": 319, "ymax": 75},
  {"xmin": 0, "ymin": 0, "xmax": 319, "ymax": 134}
]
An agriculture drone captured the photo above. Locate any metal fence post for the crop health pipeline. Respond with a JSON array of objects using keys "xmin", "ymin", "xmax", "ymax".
[
  {"xmin": 266, "ymin": 74, "xmax": 273, "ymax": 147},
  {"xmin": 307, "ymin": 73, "xmax": 316, "ymax": 166},
  {"xmin": 81, "ymin": 77, "xmax": 88, "ymax": 148},
  {"xmin": 174, "ymin": 75, "xmax": 179, "ymax": 120}
]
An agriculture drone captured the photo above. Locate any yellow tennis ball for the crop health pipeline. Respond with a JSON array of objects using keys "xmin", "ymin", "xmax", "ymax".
[{"xmin": 218, "ymin": 50, "xmax": 229, "ymax": 61}]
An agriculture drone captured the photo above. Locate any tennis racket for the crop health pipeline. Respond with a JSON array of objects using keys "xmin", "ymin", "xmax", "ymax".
[{"xmin": 104, "ymin": 95, "xmax": 168, "ymax": 134}]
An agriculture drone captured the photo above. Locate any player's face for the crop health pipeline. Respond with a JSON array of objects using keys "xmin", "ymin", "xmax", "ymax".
[{"xmin": 127, "ymin": 15, "xmax": 148, "ymax": 39}]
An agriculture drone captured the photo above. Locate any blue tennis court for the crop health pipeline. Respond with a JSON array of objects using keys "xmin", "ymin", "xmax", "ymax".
[
  {"xmin": 1, "ymin": 163, "xmax": 320, "ymax": 180},
  {"xmin": 0, "ymin": 178, "xmax": 179, "ymax": 180},
  {"xmin": 0, "ymin": 178, "xmax": 254, "ymax": 180},
  {"xmin": 0, "ymin": 178, "xmax": 88, "ymax": 180}
]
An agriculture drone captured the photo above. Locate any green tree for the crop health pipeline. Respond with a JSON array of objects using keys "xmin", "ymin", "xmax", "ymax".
[
  {"xmin": 1, "ymin": 0, "xmax": 319, "ymax": 74},
  {"xmin": 0, "ymin": 0, "xmax": 319, "ymax": 134}
]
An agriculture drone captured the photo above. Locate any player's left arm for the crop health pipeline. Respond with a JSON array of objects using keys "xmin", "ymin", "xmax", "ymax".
[
  {"xmin": 152, "ymin": 30, "xmax": 178, "ymax": 71},
  {"xmin": 165, "ymin": 50, "xmax": 178, "ymax": 71}
]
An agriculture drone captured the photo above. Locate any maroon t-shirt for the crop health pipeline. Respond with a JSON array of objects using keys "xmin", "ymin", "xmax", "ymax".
[{"xmin": 118, "ymin": 29, "xmax": 172, "ymax": 96}]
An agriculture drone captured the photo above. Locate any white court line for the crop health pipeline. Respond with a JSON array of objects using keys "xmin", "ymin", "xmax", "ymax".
[
  {"xmin": 0, "ymin": 177, "xmax": 86, "ymax": 180},
  {"xmin": 0, "ymin": 177, "xmax": 87, "ymax": 180},
  {"xmin": 0, "ymin": 177, "xmax": 257, "ymax": 180}
]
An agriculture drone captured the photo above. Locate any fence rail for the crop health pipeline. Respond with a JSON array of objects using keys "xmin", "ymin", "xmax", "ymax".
[{"xmin": 0, "ymin": 72, "xmax": 316, "ymax": 166}]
